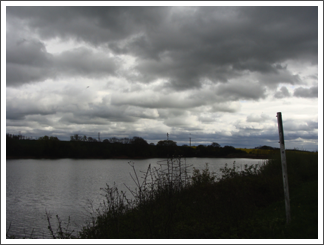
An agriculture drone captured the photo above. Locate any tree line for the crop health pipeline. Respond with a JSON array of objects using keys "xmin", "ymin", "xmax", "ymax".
[{"xmin": 6, "ymin": 133, "xmax": 268, "ymax": 159}]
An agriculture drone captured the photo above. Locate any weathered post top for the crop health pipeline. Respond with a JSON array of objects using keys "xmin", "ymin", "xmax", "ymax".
[{"xmin": 277, "ymin": 112, "xmax": 285, "ymax": 145}]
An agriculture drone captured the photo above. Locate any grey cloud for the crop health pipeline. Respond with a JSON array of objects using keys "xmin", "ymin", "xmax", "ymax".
[
  {"xmin": 6, "ymin": 37, "xmax": 120, "ymax": 86},
  {"xmin": 6, "ymin": 37, "xmax": 52, "ymax": 66},
  {"xmin": 7, "ymin": 6, "xmax": 318, "ymax": 90},
  {"xmin": 283, "ymin": 120, "xmax": 318, "ymax": 132},
  {"xmin": 156, "ymin": 108, "xmax": 188, "ymax": 119},
  {"xmin": 293, "ymin": 86, "xmax": 318, "ymax": 98},
  {"xmin": 215, "ymin": 81, "xmax": 267, "ymax": 101},
  {"xmin": 126, "ymin": 6, "xmax": 316, "ymax": 90},
  {"xmin": 274, "ymin": 86, "xmax": 291, "ymax": 99},
  {"xmin": 54, "ymin": 47, "xmax": 119, "ymax": 78},
  {"xmin": 61, "ymin": 104, "xmax": 138, "ymax": 124},
  {"xmin": 6, "ymin": 6, "xmax": 168, "ymax": 45},
  {"xmin": 6, "ymin": 35, "xmax": 54, "ymax": 86},
  {"xmin": 197, "ymin": 114, "xmax": 221, "ymax": 124},
  {"xmin": 111, "ymin": 84, "xmax": 254, "ymax": 112},
  {"xmin": 5, "ymin": 6, "xmax": 319, "ymax": 151},
  {"xmin": 284, "ymin": 131, "xmax": 318, "ymax": 141},
  {"xmin": 163, "ymin": 116, "xmax": 194, "ymax": 129},
  {"xmin": 230, "ymin": 120, "xmax": 318, "ymax": 149},
  {"xmin": 6, "ymin": 98, "xmax": 57, "ymax": 120},
  {"xmin": 111, "ymin": 93, "xmax": 201, "ymax": 109},
  {"xmin": 209, "ymin": 102, "xmax": 241, "ymax": 113},
  {"xmin": 256, "ymin": 69, "xmax": 303, "ymax": 89},
  {"xmin": 246, "ymin": 114, "xmax": 271, "ymax": 123}
]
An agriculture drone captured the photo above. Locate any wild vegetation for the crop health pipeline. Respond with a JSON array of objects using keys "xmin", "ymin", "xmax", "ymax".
[{"xmin": 24, "ymin": 150, "xmax": 317, "ymax": 239}]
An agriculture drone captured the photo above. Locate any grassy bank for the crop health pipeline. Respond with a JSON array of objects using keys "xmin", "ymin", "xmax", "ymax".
[{"xmin": 8, "ymin": 151, "xmax": 319, "ymax": 239}]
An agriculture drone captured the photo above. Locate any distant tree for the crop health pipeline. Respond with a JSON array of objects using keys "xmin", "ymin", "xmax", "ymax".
[
  {"xmin": 121, "ymin": 138, "xmax": 131, "ymax": 144},
  {"xmin": 223, "ymin": 145, "xmax": 235, "ymax": 150},
  {"xmin": 149, "ymin": 143, "xmax": 155, "ymax": 146},
  {"xmin": 38, "ymin": 135, "xmax": 49, "ymax": 140},
  {"xmin": 103, "ymin": 139, "xmax": 110, "ymax": 143},
  {"xmin": 38, "ymin": 135, "xmax": 59, "ymax": 141},
  {"xmin": 49, "ymin": 136, "xmax": 59, "ymax": 141},
  {"xmin": 223, "ymin": 145, "xmax": 236, "ymax": 154},
  {"xmin": 88, "ymin": 137, "xmax": 96, "ymax": 142},
  {"xmin": 109, "ymin": 137, "xmax": 119, "ymax": 143},
  {"xmin": 70, "ymin": 134, "xmax": 80, "ymax": 141},
  {"xmin": 157, "ymin": 140, "xmax": 177, "ymax": 147},
  {"xmin": 131, "ymin": 136, "xmax": 148, "ymax": 146},
  {"xmin": 70, "ymin": 134, "xmax": 87, "ymax": 141},
  {"xmin": 210, "ymin": 142, "xmax": 221, "ymax": 148},
  {"xmin": 255, "ymin": 145, "xmax": 274, "ymax": 150}
]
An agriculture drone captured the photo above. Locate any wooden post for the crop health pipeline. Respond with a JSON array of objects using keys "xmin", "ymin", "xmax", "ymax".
[{"xmin": 276, "ymin": 112, "xmax": 291, "ymax": 224}]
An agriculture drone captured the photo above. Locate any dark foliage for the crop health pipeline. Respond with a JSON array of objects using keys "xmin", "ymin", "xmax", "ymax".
[
  {"xmin": 6, "ymin": 135, "xmax": 249, "ymax": 159},
  {"xmin": 74, "ymin": 151, "xmax": 317, "ymax": 239}
]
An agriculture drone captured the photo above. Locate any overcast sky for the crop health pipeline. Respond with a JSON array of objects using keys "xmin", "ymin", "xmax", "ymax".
[{"xmin": 2, "ymin": 2, "xmax": 323, "ymax": 150}]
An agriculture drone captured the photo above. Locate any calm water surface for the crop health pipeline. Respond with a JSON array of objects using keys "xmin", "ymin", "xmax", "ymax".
[{"xmin": 6, "ymin": 158, "xmax": 266, "ymax": 238}]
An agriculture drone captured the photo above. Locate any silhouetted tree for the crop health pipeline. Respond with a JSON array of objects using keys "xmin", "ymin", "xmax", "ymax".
[
  {"xmin": 38, "ymin": 135, "xmax": 49, "ymax": 140},
  {"xmin": 157, "ymin": 140, "xmax": 177, "ymax": 147},
  {"xmin": 210, "ymin": 142, "xmax": 221, "ymax": 148},
  {"xmin": 131, "ymin": 136, "xmax": 148, "ymax": 146}
]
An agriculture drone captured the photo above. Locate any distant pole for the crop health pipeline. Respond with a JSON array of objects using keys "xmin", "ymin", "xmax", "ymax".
[
  {"xmin": 167, "ymin": 132, "xmax": 169, "ymax": 141},
  {"xmin": 276, "ymin": 112, "xmax": 291, "ymax": 225},
  {"xmin": 98, "ymin": 132, "xmax": 101, "ymax": 142}
]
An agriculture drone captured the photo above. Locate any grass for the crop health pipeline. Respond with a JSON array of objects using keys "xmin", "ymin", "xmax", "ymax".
[{"xmin": 7, "ymin": 151, "xmax": 319, "ymax": 239}]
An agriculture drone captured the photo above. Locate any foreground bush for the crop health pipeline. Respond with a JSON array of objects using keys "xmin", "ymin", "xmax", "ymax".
[{"xmin": 74, "ymin": 152, "xmax": 317, "ymax": 239}]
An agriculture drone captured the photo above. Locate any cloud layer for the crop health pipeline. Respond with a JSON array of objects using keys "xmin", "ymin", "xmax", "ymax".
[{"xmin": 5, "ymin": 5, "xmax": 319, "ymax": 150}]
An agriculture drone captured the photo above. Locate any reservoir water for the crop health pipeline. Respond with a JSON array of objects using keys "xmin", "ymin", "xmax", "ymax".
[{"xmin": 6, "ymin": 157, "xmax": 266, "ymax": 238}]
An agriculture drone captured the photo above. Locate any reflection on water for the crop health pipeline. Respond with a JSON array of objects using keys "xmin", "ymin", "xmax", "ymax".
[{"xmin": 6, "ymin": 158, "xmax": 266, "ymax": 238}]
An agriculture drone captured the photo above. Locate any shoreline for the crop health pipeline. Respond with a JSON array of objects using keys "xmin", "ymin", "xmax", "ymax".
[{"xmin": 6, "ymin": 155, "xmax": 270, "ymax": 160}]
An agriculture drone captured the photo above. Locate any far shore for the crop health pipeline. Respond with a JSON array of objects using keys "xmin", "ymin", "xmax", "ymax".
[{"xmin": 6, "ymin": 154, "xmax": 270, "ymax": 160}]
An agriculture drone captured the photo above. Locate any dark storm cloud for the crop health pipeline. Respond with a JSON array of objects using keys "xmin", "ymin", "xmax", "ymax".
[
  {"xmin": 6, "ymin": 35, "xmax": 54, "ymax": 86},
  {"xmin": 6, "ymin": 34, "xmax": 119, "ymax": 86},
  {"xmin": 293, "ymin": 86, "xmax": 318, "ymax": 98},
  {"xmin": 6, "ymin": 6, "xmax": 168, "ymax": 45},
  {"xmin": 4, "ymin": 5, "xmax": 319, "ymax": 151},
  {"xmin": 125, "ymin": 6, "xmax": 317, "ymax": 90},
  {"xmin": 6, "ymin": 97, "xmax": 57, "ymax": 120},
  {"xmin": 6, "ymin": 6, "xmax": 318, "ymax": 90},
  {"xmin": 54, "ymin": 47, "xmax": 118, "ymax": 78}
]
